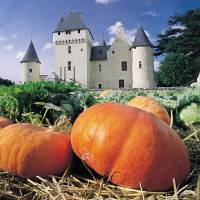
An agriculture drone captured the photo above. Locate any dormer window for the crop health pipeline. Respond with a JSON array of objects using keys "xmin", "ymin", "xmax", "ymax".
[
  {"xmin": 99, "ymin": 64, "xmax": 102, "ymax": 72},
  {"xmin": 139, "ymin": 61, "xmax": 142, "ymax": 69},
  {"xmin": 66, "ymin": 31, "xmax": 68, "ymax": 35},
  {"xmin": 68, "ymin": 46, "xmax": 71, "ymax": 54},
  {"xmin": 78, "ymin": 29, "xmax": 81, "ymax": 34},
  {"xmin": 58, "ymin": 32, "xmax": 60, "ymax": 35},
  {"xmin": 69, "ymin": 30, "xmax": 71, "ymax": 34}
]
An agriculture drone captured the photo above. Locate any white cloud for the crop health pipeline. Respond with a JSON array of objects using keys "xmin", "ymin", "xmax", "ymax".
[
  {"xmin": 11, "ymin": 34, "xmax": 18, "ymax": 38},
  {"xmin": 0, "ymin": 36, "xmax": 7, "ymax": 42},
  {"xmin": 93, "ymin": 41, "xmax": 101, "ymax": 46},
  {"xmin": 96, "ymin": 0, "xmax": 118, "ymax": 5},
  {"xmin": 16, "ymin": 51, "xmax": 25, "ymax": 60},
  {"xmin": 42, "ymin": 42, "xmax": 53, "ymax": 51},
  {"xmin": 142, "ymin": 11, "xmax": 159, "ymax": 17},
  {"xmin": 107, "ymin": 21, "xmax": 144, "ymax": 44},
  {"xmin": 107, "ymin": 21, "xmax": 123, "ymax": 35},
  {"xmin": 4, "ymin": 44, "xmax": 13, "ymax": 51},
  {"xmin": 171, "ymin": 24, "xmax": 186, "ymax": 30},
  {"xmin": 154, "ymin": 61, "xmax": 160, "ymax": 71}
]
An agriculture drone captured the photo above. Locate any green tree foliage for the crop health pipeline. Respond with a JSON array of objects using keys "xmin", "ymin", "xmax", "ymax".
[
  {"xmin": 0, "ymin": 77, "xmax": 14, "ymax": 86},
  {"xmin": 157, "ymin": 53, "xmax": 194, "ymax": 86},
  {"xmin": 155, "ymin": 8, "xmax": 200, "ymax": 86}
]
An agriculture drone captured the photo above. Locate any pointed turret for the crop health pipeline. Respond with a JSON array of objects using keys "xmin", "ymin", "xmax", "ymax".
[
  {"xmin": 21, "ymin": 41, "xmax": 41, "ymax": 64},
  {"xmin": 131, "ymin": 26, "xmax": 155, "ymax": 88},
  {"xmin": 131, "ymin": 26, "xmax": 152, "ymax": 48},
  {"xmin": 20, "ymin": 41, "xmax": 41, "ymax": 83}
]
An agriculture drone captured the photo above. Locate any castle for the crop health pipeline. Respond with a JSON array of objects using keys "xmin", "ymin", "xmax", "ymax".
[{"xmin": 20, "ymin": 11, "xmax": 156, "ymax": 89}]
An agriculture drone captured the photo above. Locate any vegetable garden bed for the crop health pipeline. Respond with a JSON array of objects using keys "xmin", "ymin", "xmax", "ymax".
[{"xmin": 0, "ymin": 82, "xmax": 199, "ymax": 199}]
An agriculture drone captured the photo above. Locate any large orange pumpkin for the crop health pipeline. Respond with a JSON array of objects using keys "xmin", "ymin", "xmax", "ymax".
[
  {"xmin": 71, "ymin": 102, "xmax": 190, "ymax": 191},
  {"xmin": 0, "ymin": 123, "xmax": 73, "ymax": 178},
  {"xmin": 0, "ymin": 117, "xmax": 13, "ymax": 128},
  {"xmin": 127, "ymin": 96, "xmax": 171, "ymax": 125}
]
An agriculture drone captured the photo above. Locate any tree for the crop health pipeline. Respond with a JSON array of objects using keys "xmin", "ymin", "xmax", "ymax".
[
  {"xmin": 0, "ymin": 77, "xmax": 14, "ymax": 86},
  {"xmin": 157, "ymin": 53, "xmax": 194, "ymax": 87},
  {"xmin": 155, "ymin": 8, "xmax": 200, "ymax": 86}
]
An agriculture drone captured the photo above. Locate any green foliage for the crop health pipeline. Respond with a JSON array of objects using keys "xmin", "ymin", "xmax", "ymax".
[
  {"xmin": 155, "ymin": 8, "xmax": 200, "ymax": 86},
  {"xmin": 176, "ymin": 103, "xmax": 200, "ymax": 126},
  {"xmin": 0, "ymin": 81, "xmax": 97, "ymax": 124},
  {"xmin": 157, "ymin": 53, "xmax": 194, "ymax": 86},
  {"xmin": 1, "ymin": 81, "xmax": 200, "ymax": 128}
]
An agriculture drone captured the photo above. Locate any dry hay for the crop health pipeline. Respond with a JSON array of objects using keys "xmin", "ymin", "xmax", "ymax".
[{"xmin": 0, "ymin": 126, "xmax": 199, "ymax": 200}]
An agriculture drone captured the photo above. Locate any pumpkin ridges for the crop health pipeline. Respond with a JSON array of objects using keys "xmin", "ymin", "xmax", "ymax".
[
  {"xmin": 0, "ymin": 123, "xmax": 73, "ymax": 178},
  {"xmin": 71, "ymin": 102, "xmax": 190, "ymax": 191}
]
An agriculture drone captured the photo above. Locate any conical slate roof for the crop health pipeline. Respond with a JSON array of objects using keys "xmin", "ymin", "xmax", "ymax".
[
  {"xmin": 131, "ymin": 26, "xmax": 153, "ymax": 48},
  {"xmin": 54, "ymin": 11, "xmax": 89, "ymax": 33},
  {"xmin": 21, "ymin": 41, "xmax": 41, "ymax": 64}
]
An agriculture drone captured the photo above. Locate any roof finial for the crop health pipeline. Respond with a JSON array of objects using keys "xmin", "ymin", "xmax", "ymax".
[{"xmin": 102, "ymin": 34, "xmax": 106, "ymax": 46}]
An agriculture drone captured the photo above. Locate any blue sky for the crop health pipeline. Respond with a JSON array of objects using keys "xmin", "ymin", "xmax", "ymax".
[{"xmin": 0, "ymin": 0, "xmax": 199, "ymax": 83}]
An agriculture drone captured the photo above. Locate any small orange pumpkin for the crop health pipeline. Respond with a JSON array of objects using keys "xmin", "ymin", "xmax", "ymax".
[
  {"xmin": 127, "ymin": 96, "xmax": 171, "ymax": 125},
  {"xmin": 99, "ymin": 89, "xmax": 113, "ymax": 98},
  {"xmin": 0, "ymin": 117, "xmax": 13, "ymax": 128},
  {"xmin": 0, "ymin": 123, "xmax": 73, "ymax": 178},
  {"xmin": 71, "ymin": 102, "xmax": 190, "ymax": 191}
]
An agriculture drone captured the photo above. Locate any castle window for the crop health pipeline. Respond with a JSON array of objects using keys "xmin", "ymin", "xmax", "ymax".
[
  {"xmin": 112, "ymin": 50, "xmax": 115, "ymax": 54},
  {"xmin": 64, "ymin": 67, "xmax": 66, "ymax": 81},
  {"xmin": 29, "ymin": 68, "xmax": 32, "ymax": 73},
  {"xmin": 119, "ymin": 80, "xmax": 124, "ymax": 88},
  {"xmin": 99, "ymin": 64, "xmax": 102, "ymax": 72},
  {"xmin": 122, "ymin": 61, "xmax": 127, "ymax": 71},
  {"xmin": 68, "ymin": 46, "xmax": 71, "ymax": 54},
  {"xmin": 75, "ymin": 39, "xmax": 78, "ymax": 43},
  {"xmin": 139, "ymin": 61, "xmax": 142, "ymax": 69},
  {"xmin": 58, "ymin": 32, "xmax": 60, "ymax": 35},
  {"xmin": 68, "ymin": 61, "xmax": 72, "ymax": 71},
  {"xmin": 60, "ymin": 67, "xmax": 62, "ymax": 80},
  {"xmin": 81, "ymin": 48, "xmax": 83, "ymax": 52},
  {"xmin": 69, "ymin": 40, "xmax": 71, "ymax": 43},
  {"xmin": 78, "ymin": 29, "xmax": 80, "ymax": 34},
  {"xmin": 98, "ymin": 84, "xmax": 102, "ymax": 89}
]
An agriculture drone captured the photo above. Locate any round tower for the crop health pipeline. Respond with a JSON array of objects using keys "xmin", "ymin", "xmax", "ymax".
[
  {"xmin": 131, "ymin": 27, "xmax": 155, "ymax": 88},
  {"xmin": 20, "ymin": 40, "xmax": 41, "ymax": 83}
]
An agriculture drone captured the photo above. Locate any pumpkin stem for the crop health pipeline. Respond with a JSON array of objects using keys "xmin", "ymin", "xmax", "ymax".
[
  {"xmin": 50, "ymin": 115, "xmax": 72, "ymax": 132},
  {"xmin": 170, "ymin": 110, "xmax": 173, "ymax": 128}
]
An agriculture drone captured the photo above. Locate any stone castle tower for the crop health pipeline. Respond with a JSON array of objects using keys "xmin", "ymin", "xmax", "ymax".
[
  {"xmin": 20, "ymin": 41, "xmax": 41, "ymax": 83},
  {"xmin": 131, "ymin": 27, "xmax": 155, "ymax": 88},
  {"xmin": 53, "ymin": 12, "xmax": 93, "ymax": 87}
]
